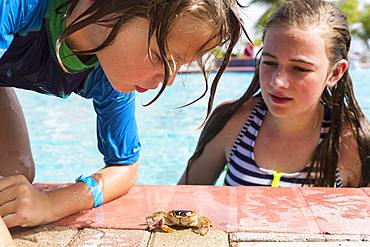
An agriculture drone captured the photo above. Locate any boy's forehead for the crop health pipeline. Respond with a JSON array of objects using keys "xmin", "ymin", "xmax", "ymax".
[{"xmin": 165, "ymin": 14, "xmax": 219, "ymax": 63}]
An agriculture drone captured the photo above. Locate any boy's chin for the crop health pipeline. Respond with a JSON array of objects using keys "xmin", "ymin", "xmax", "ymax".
[
  {"xmin": 135, "ymin": 86, "xmax": 148, "ymax": 93},
  {"xmin": 111, "ymin": 84, "xmax": 136, "ymax": 93}
]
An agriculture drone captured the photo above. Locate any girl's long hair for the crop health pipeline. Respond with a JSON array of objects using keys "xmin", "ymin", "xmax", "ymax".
[
  {"xmin": 55, "ymin": 0, "xmax": 247, "ymax": 115},
  {"xmin": 186, "ymin": 0, "xmax": 370, "ymax": 187}
]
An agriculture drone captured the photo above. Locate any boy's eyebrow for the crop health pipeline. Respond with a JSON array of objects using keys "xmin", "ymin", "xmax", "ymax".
[
  {"xmin": 262, "ymin": 52, "xmax": 316, "ymax": 66},
  {"xmin": 171, "ymin": 51, "xmax": 186, "ymax": 64}
]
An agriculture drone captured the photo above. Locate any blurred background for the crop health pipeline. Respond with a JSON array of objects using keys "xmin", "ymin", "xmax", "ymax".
[{"xmin": 15, "ymin": 0, "xmax": 370, "ymax": 184}]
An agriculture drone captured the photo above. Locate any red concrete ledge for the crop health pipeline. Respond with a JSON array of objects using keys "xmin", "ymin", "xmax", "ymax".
[{"xmin": 34, "ymin": 184, "xmax": 370, "ymax": 236}]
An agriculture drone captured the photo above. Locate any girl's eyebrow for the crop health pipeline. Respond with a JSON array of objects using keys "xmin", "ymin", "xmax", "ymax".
[
  {"xmin": 290, "ymin": 56, "xmax": 316, "ymax": 66},
  {"xmin": 261, "ymin": 51, "xmax": 277, "ymax": 58},
  {"xmin": 262, "ymin": 51, "xmax": 316, "ymax": 66}
]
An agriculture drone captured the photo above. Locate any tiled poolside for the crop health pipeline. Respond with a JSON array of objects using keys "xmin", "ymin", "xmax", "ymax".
[{"xmin": 9, "ymin": 184, "xmax": 370, "ymax": 246}]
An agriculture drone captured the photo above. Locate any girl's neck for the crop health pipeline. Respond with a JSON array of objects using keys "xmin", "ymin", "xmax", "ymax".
[{"xmin": 265, "ymin": 103, "xmax": 324, "ymax": 137}]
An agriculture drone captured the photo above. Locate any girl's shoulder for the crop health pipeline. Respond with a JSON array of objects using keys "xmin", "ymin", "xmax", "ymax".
[
  {"xmin": 219, "ymin": 97, "xmax": 260, "ymax": 137},
  {"xmin": 232, "ymin": 96, "xmax": 261, "ymax": 121}
]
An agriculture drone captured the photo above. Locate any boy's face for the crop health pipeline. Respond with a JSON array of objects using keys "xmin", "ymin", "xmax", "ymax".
[{"xmin": 94, "ymin": 16, "xmax": 218, "ymax": 93}]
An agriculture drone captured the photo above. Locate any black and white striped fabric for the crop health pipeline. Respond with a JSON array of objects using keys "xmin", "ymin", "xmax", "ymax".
[{"xmin": 224, "ymin": 97, "xmax": 343, "ymax": 187}]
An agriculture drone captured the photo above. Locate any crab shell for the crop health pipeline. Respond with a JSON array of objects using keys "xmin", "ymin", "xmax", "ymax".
[{"xmin": 146, "ymin": 210, "xmax": 212, "ymax": 235}]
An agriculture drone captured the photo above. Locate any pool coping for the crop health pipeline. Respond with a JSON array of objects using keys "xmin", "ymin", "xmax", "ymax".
[{"xmin": 10, "ymin": 184, "xmax": 370, "ymax": 246}]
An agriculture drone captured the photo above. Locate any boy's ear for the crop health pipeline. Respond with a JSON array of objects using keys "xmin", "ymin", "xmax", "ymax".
[{"xmin": 326, "ymin": 59, "xmax": 348, "ymax": 88}]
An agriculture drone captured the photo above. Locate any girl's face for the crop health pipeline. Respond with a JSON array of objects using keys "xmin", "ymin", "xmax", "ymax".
[
  {"xmin": 259, "ymin": 26, "xmax": 340, "ymax": 118},
  {"xmin": 93, "ymin": 17, "xmax": 218, "ymax": 93}
]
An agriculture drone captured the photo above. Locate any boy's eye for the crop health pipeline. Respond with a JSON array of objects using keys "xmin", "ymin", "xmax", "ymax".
[
  {"xmin": 149, "ymin": 50, "xmax": 163, "ymax": 65},
  {"xmin": 293, "ymin": 66, "xmax": 312, "ymax": 73},
  {"xmin": 154, "ymin": 53, "xmax": 163, "ymax": 64}
]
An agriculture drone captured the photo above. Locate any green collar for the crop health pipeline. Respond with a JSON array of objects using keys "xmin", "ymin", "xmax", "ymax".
[{"xmin": 47, "ymin": 0, "xmax": 98, "ymax": 72}]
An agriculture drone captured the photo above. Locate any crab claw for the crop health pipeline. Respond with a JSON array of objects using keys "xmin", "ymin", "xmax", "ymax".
[
  {"xmin": 160, "ymin": 225, "xmax": 176, "ymax": 233},
  {"xmin": 194, "ymin": 216, "xmax": 212, "ymax": 236},
  {"xmin": 146, "ymin": 216, "xmax": 160, "ymax": 230}
]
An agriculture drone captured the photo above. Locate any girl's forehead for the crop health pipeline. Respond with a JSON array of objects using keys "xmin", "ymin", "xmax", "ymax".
[
  {"xmin": 263, "ymin": 26, "xmax": 329, "ymax": 63},
  {"xmin": 264, "ymin": 26, "xmax": 326, "ymax": 48}
]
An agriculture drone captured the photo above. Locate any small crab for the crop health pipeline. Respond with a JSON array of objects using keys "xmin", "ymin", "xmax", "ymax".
[{"xmin": 145, "ymin": 210, "xmax": 212, "ymax": 235}]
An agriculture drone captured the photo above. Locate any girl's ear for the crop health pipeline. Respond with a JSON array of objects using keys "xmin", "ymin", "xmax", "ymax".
[{"xmin": 326, "ymin": 59, "xmax": 348, "ymax": 88}]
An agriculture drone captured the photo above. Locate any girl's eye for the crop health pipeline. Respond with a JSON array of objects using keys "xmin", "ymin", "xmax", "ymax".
[
  {"xmin": 293, "ymin": 66, "xmax": 312, "ymax": 73},
  {"xmin": 262, "ymin": 61, "xmax": 277, "ymax": 66}
]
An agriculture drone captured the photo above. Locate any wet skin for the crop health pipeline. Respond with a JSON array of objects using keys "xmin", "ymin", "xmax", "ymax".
[{"xmin": 66, "ymin": 11, "xmax": 219, "ymax": 93}]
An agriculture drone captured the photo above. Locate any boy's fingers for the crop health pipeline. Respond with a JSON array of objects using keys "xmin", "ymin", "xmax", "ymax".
[
  {"xmin": 0, "ymin": 187, "xmax": 17, "ymax": 206},
  {"xmin": 0, "ymin": 176, "xmax": 19, "ymax": 192},
  {"xmin": 2, "ymin": 213, "xmax": 20, "ymax": 228},
  {"xmin": 0, "ymin": 200, "xmax": 17, "ymax": 225}
]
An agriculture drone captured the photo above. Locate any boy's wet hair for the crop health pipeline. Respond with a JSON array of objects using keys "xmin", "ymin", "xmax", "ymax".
[
  {"xmin": 186, "ymin": 0, "xmax": 370, "ymax": 187},
  {"xmin": 56, "ymin": 0, "xmax": 247, "ymax": 119}
]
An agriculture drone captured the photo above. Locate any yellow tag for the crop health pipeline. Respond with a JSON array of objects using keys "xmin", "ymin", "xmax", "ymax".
[{"xmin": 271, "ymin": 171, "xmax": 282, "ymax": 187}]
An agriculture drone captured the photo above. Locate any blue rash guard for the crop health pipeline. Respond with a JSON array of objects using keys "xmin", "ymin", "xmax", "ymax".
[{"xmin": 0, "ymin": 0, "xmax": 141, "ymax": 165}]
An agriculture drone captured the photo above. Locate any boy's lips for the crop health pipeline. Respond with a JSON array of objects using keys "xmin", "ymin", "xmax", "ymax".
[{"xmin": 135, "ymin": 86, "xmax": 148, "ymax": 93}]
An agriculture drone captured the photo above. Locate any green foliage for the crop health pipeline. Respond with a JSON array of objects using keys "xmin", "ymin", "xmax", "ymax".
[
  {"xmin": 352, "ymin": 3, "xmax": 370, "ymax": 48},
  {"xmin": 253, "ymin": 39, "xmax": 262, "ymax": 46},
  {"xmin": 250, "ymin": 0, "xmax": 369, "ymax": 48},
  {"xmin": 213, "ymin": 48, "xmax": 225, "ymax": 59},
  {"xmin": 336, "ymin": 0, "xmax": 360, "ymax": 24},
  {"xmin": 249, "ymin": 0, "xmax": 282, "ymax": 33}
]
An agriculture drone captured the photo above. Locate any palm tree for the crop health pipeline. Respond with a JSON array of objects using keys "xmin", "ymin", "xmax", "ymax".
[{"xmin": 248, "ymin": 0, "xmax": 283, "ymax": 33}]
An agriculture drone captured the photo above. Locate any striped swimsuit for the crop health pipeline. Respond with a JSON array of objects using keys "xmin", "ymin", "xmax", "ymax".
[{"xmin": 224, "ymin": 98, "xmax": 343, "ymax": 187}]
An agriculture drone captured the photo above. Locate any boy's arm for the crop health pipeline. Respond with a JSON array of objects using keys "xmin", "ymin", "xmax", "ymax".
[
  {"xmin": 0, "ymin": 162, "xmax": 138, "ymax": 228},
  {"xmin": 47, "ymin": 162, "xmax": 139, "ymax": 223}
]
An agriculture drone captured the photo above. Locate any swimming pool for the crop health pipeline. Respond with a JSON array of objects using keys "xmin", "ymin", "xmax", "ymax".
[{"xmin": 15, "ymin": 68, "xmax": 370, "ymax": 184}]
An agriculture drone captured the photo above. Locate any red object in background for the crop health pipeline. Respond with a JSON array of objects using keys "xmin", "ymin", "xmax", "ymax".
[{"xmin": 244, "ymin": 43, "xmax": 254, "ymax": 58}]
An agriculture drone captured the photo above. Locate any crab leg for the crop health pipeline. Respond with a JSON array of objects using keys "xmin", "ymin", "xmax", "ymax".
[{"xmin": 158, "ymin": 219, "xmax": 176, "ymax": 233}]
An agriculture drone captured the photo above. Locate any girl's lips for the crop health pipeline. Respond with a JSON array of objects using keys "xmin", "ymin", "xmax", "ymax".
[
  {"xmin": 270, "ymin": 93, "xmax": 292, "ymax": 104},
  {"xmin": 136, "ymin": 86, "xmax": 148, "ymax": 93}
]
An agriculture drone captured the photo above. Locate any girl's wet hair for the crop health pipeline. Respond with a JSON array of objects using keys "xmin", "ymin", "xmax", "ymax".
[
  {"xmin": 56, "ymin": 0, "xmax": 247, "ymax": 117},
  {"xmin": 185, "ymin": 0, "xmax": 370, "ymax": 187}
]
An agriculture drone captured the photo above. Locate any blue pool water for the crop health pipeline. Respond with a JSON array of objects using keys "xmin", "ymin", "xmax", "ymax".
[{"xmin": 15, "ymin": 68, "xmax": 370, "ymax": 184}]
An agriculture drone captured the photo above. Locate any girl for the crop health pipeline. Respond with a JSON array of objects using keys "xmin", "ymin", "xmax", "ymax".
[
  {"xmin": 0, "ymin": 0, "xmax": 244, "ymax": 227},
  {"xmin": 179, "ymin": 0, "xmax": 370, "ymax": 188}
]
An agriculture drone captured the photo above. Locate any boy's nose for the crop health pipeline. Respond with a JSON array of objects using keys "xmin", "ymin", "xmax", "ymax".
[
  {"xmin": 157, "ymin": 66, "xmax": 178, "ymax": 87},
  {"xmin": 166, "ymin": 72, "xmax": 177, "ymax": 86}
]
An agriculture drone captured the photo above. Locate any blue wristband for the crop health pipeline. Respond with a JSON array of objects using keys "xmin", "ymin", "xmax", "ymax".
[{"xmin": 76, "ymin": 175, "xmax": 103, "ymax": 208}]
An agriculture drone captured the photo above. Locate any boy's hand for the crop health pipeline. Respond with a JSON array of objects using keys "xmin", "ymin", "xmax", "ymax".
[
  {"xmin": 0, "ymin": 215, "xmax": 15, "ymax": 246},
  {"xmin": 0, "ymin": 175, "xmax": 53, "ymax": 227}
]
